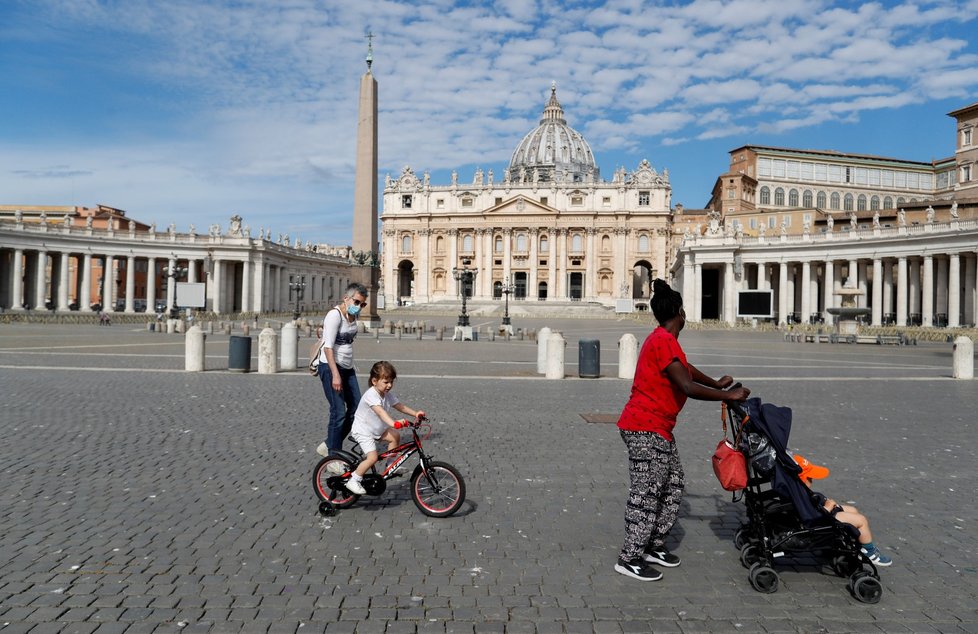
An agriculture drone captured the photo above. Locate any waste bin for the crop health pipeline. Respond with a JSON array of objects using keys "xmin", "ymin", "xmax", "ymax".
[
  {"xmin": 228, "ymin": 335, "xmax": 252, "ymax": 373},
  {"xmin": 579, "ymin": 339, "xmax": 600, "ymax": 378}
]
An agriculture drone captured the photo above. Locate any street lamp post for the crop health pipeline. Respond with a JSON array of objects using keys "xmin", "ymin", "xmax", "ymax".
[
  {"xmin": 162, "ymin": 264, "xmax": 188, "ymax": 318},
  {"xmin": 452, "ymin": 258, "xmax": 478, "ymax": 328},
  {"xmin": 501, "ymin": 275, "xmax": 514, "ymax": 333},
  {"xmin": 289, "ymin": 278, "xmax": 306, "ymax": 322}
]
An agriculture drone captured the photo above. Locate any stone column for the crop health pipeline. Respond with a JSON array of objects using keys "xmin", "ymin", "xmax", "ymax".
[
  {"xmin": 241, "ymin": 260, "xmax": 251, "ymax": 314},
  {"xmin": 896, "ymin": 257, "xmax": 908, "ymax": 326},
  {"xmin": 692, "ymin": 262, "xmax": 703, "ymax": 322},
  {"xmin": 529, "ymin": 229, "xmax": 538, "ymax": 300},
  {"xmin": 557, "ymin": 229, "xmax": 568, "ymax": 299},
  {"xmin": 253, "ymin": 259, "xmax": 264, "ymax": 313},
  {"xmin": 786, "ymin": 263, "xmax": 795, "ymax": 321},
  {"xmin": 146, "ymin": 257, "xmax": 157, "ymax": 314},
  {"xmin": 448, "ymin": 230, "xmax": 458, "ymax": 298},
  {"xmin": 125, "ymin": 255, "xmax": 136, "ymax": 313},
  {"xmin": 909, "ymin": 258, "xmax": 920, "ymax": 317},
  {"xmin": 104, "ymin": 254, "xmax": 115, "ymax": 311},
  {"xmin": 585, "ymin": 228, "xmax": 596, "ymax": 301},
  {"xmin": 35, "ymin": 250, "xmax": 48, "ymax": 310},
  {"xmin": 948, "ymin": 253, "xmax": 960, "ymax": 328},
  {"xmin": 58, "ymin": 253, "xmax": 70, "ymax": 311},
  {"xmin": 882, "ymin": 259, "xmax": 893, "ymax": 323},
  {"xmin": 965, "ymin": 254, "xmax": 977, "ymax": 327},
  {"xmin": 724, "ymin": 261, "xmax": 735, "ymax": 325},
  {"xmin": 857, "ymin": 261, "xmax": 868, "ymax": 309},
  {"xmin": 81, "ymin": 253, "xmax": 92, "ymax": 311},
  {"xmin": 936, "ymin": 256, "xmax": 949, "ymax": 321},
  {"xmin": 759, "ymin": 263, "xmax": 770, "ymax": 290},
  {"xmin": 778, "ymin": 261, "xmax": 788, "ymax": 325},
  {"xmin": 922, "ymin": 255, "xmax": 933, "ymax": 327},
  {"xmin": 682, "ymin": 259, "xmax": 694, "ymax": 314},
  {"xmin": 10, "ymin": 248, "xmax": 24, "ymax": 310},
  {"xmin": 166, "ymin": 257, "xmax": 177, "ymax": 311},
  {"xmin": 418, "ymin": 230, "xmax": 430, "ymax": 302},
  {"xmin": 871, "ymin": 258, "xmax": 882, "ymax": 326},
  {"xmin": 823, "ymin": 259, "xmax": 834, "ymax": 326},
  {"xmin": 800, "ymin": 261, "xmax": 811, "ymax": 323},
  {"xmin": 213, "ymin": 259, "xmax": 223, "ymax": 313},
  {"xmin": 547, "ymin": 229, "xmax": 557, "ymax": 301},
  {"xmin": 278, "ymin": 266, "xmax": 287, "ymax": 312},
  {"xmin": 188, "ymin": 259, "xmax": 197, "ymax": 283}
]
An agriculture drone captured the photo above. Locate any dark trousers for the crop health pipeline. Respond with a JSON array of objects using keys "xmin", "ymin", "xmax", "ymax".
[
  {"xmin": 619, "ymin": 430, "xmax": 685, "ymax": 562},
  {"xmin": 318, "ymin": 363, "xmax": 361, "ymax": 451}
]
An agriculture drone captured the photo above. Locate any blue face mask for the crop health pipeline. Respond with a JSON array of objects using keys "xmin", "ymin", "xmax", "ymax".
[{"xmin": 347, "ymin": 304, "xmax": 361, "ymax": 317}]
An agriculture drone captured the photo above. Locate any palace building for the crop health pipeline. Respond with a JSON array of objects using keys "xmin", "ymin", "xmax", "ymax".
[{"xmin": 379, "ymin": 85, "xmax": 673, "ymax": 308}]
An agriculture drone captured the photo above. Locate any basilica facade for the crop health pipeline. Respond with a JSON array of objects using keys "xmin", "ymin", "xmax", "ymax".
[{"xmin": 379, "ymin": 86, "xmax": 673, "ymax": 308}]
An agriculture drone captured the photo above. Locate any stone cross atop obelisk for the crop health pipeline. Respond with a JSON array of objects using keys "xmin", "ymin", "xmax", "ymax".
[{"xmin": 352, "ymin": 31, "xmax": 380, "ymax": 326}]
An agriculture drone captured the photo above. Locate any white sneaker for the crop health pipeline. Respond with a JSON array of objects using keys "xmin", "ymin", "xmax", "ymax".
[
  {"xmin": 316, "ymin": 442, "xmax": 330, "ymax": 458},
  {"xmin": 326, "ymin": 461, "xmax": 347, "ymax": 475},
  {"xmin": 346, "ymin": 478, "xmax": 366, "ymax": 495}
]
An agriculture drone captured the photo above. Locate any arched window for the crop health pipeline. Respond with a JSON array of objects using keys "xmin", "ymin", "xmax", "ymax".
[
  {"xmin": 494, "ymin": 235, "xmax": 503, "ymax": 253},
  {"xmin": 515, "ymin": 233, "xmax": 527, "ymax": 252},
  {"xmin": 637, "ymin": 234, "xmax": 649, "ymax": 252},
  {"xmin": 759, "ymin": 186, "xmax": 771, "ymax": 205},
  {"xmin": 856, "ymin": 195, "xmax": 866, "ymax": 211},
  {"xmin": 803, "ymin": 190, "xmax": 813, "ymax": 207},
  {"xmin": 401, "ymin": 235, "xmax": 413, "ymax": 253},
  {"xmin": 539, "ymin": 234, "xmax": 549, "ymax": 252},
  {"xmin": 896, "ymin": 196, "xmax": 906, "ymax": 206},
  {"xmin": 774, "ymin": 187, "xmax": 785, "ymax": 206},
  {"xmin": 462, "ymin": 234, "xmax": 473, "ymax": 251},
  {"xmin": 435, "ymin": 235, "xmax": 444, "ymax": 253},
  {"xmin": 602, "ymin": 235, "xmax": 612, "ymax": 251},
  {"xmin": 830, "ymin": 192, "xmax": 840, "ymax": 210},
  {"xmin": 571, "ymin": 233, "xmax": 583, "ymax": 251},
  {"xmin": 788, "ymin": 189, "xmax": 799, "ymax": 207},
  {"xmin": 883, "ymin": 196, "xmax": 893, "ymax": 209},
  {"xmin": 816, "ymin": 191, "xmax": 826, "ymax": 208},
  {"xmin": 844, "ymin": 194, "xmax": 854, "ymax": 211},
  {"xmin": 870, "ymin": 196, "xmax": 880, "ymax": 211}
]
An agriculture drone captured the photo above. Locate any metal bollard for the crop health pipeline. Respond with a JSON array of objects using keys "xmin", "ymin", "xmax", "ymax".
[
  {"xmin": 546, "ymin": 332, "xmax": 565, "ymax": 379},
  {"xmin": 280, "ymin": 322, "xmax": 298, "ymax": 371},
  {"xmin": 953, "ymin": 336, "xmax": 974, "ymax": 379},
  {"xmin": 578, "ymin": 339, "xmax": 600, "ymax": 378},
  {"xmin": 258, "ymin": 327, "xmax": 279, "ymax": 374},
  {"xmin": 537, "ymin": 327, "xmax": 552, "ymax": 374},
  {"xmin": 185, "ymin": 325, "xmax": 205, "ymax": 372},
  {"xmin": 618, "ymin": 333, "xmax": 638, "ymax": 379}
]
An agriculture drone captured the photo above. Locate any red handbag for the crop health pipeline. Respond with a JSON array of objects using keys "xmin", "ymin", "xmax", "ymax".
[{"xmin": 712, "ymin": 403, "xmax": 748, "ymax": 491}]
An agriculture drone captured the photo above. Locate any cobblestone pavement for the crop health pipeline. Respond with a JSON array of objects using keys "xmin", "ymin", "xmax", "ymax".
[{"xmin": 1, "ymin": 321, "xmax": 977, "ymax": 633}]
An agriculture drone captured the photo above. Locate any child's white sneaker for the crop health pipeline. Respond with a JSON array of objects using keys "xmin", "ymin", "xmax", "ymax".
[{"xmin": 346, "ymin": 478, "xmax": 366, "ymax": 495}]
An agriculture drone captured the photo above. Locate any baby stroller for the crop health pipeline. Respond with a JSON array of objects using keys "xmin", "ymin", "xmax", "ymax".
[{"xmin": 723, "ymin": 397, "xmax": 884, "ymax": 603}]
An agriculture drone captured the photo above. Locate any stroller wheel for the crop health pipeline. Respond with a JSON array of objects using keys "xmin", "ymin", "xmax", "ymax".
[
  {"xmin": 849, "ymin": 571, "xmax": 883, "ymax": 604},
  {"xmin": 748, "ymin": 563, "xmax": 780, "ymax": 594},
  {"xmin": 740, "ymin": 544, "xmax": 761, "ymax": 569},
  {"xmin": 733, "ymin": 527, "xmax": 750, "ymax": 550}
]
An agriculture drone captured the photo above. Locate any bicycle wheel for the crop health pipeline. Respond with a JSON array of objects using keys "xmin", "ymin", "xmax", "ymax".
[
  {"xmin": 410, "ymin": 461, "xmax": 465, "ymax": 517},
  {"xmin": 312, "ymin": 456, "xmax": 359, "ymax": 508}
]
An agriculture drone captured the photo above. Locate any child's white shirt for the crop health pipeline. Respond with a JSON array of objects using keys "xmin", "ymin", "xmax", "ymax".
[{"xmin": 351, "ymin": 386, "xmax": 401, "ymax": 437}]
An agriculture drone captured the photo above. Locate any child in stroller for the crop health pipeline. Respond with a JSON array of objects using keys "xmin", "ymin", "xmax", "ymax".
[{"xmin": 726, "ymin": 397, "xmax": 887, "ymax": 603}]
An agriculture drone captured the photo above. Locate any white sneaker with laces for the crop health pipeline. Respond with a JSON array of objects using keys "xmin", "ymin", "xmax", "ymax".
[
  {"xmin": 345, "ymin": 478, "xmax": 366, "ymax": 495},
  {"xmin": 326, "ymin": 461, "xmax": 347, "ymax": 475},
  {"xmin": 316, "ymin": 442, "xmax": 330, "ymax": 458}
]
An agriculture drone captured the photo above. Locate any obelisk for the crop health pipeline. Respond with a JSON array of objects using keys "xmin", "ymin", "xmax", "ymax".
[{"xmin": 352, "ymin": 33, "xmax": 380, "ymax": 326}]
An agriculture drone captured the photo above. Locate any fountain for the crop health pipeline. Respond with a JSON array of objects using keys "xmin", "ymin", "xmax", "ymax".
[{"xmin": 827, "ymin": 275, "xmax": 870, "ymax": 337}]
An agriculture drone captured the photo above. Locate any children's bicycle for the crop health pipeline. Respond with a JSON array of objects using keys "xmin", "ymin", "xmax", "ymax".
[{"xmin": 312, "ymin": 414, "xmax": 466, "ymax": 518}]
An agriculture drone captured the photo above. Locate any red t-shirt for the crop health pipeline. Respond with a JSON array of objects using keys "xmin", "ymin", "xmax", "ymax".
[{"xmin": 617, "ymin": 327, "xmax": 690, "ymax": 441}]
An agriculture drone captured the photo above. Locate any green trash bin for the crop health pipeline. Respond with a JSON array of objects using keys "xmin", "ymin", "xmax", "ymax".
[
  {"xmin": 228, "ymin": 335, "xmax": 252, "ymax": 373},
  {"xmin": 579, "ymin": 339, "xmax": 600, "ymax": 378}
]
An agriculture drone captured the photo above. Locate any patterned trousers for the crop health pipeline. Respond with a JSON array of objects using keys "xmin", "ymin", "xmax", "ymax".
[{"xmin": 619, "ymin": 430, "xmax": 685, "ymax": 562}]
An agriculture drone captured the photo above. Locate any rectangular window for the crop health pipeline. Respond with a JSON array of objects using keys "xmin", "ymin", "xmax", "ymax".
[
  {"xmin": 436, "ymin": 198, "xmax": 445, "ymax": 209},
  {"xmin": 881, "ymin": 170, "xmax": 893, "ymax": 186},
  {"xmin": 800, "ymin": 162, "xmax": 813, "ymax": 180},
  {"xmin": 964, "ymin": 129, "xmax": 973, "ymax": 147},
  {"xmin": 814, "ymin": 164, "xmax": 827, "ymax": 181},
  {"xmin": 964, "ymin": 165, "xmax": 973, "ymax": 182},
  {"xmin": 786, "ymin": 161, "xmax": 799, "ymax": 179},
  {"xmin": 803, "ymin": 213, "xmax": 812, "ymax": 225},
  {"xmin": 758, "ymin": 158, "xmax": 772, "ymax": 177},
  {"xmin": 768, "ymin": 216, "xmax": 776, "ymax": 228},
  {"xmin": 602, "ymin": 196, "xmax": 611, "ymax": 206},
  {"xmin": 638, "ymin": 191, "xmax": 650, "ymax": 206},
  {"xmin": 828, "ymin": 165, "xmax": 842, "ymax": 183},
  {"xmin": 894, "ymin": 171, "xmax": 906, "ymax": 188},
  {"xmin": 539, "ymin": 259, "xmax": 547, "ymax": 266},
  {"xmin": 540, "ymin": 197, "xmax": 548, "ymax": 206},
  {"xmin": 461, "ymin": 198, "xmax": 473, "ymax": 208},
  {"xmin": 772, "ymin": 160, "xmax": 785, "ymax": 178},
  {"xmin": 727, "ymin": 189, "xmax": 735, "ymax": 199},
  {"xmin": 401, "ymin": 194, "xmax": 412, "ymax": 209},
  {"xmin": 845, "ymin": 167, "xmax": 852, "ymax": 183},
  {"xmin": 783, "ymin": 216, "xmax": 792, "ymax": 227},
  {"xmin": 907, "ymin": 172, "xmax": 919, "ymax": 189},
  {"xmin": 571, "ymin": 196, "xmax": 583, "ymax": 206},
  {"xmin": 855, "ymin": 168, "xmax": 867, "ymax": 185},
  {"xmin": 868, "ymin": 169, "xmax": 880, "ymax": 185},
  {"xmin": 749, "ymin": 218, "xmax": 757, "ymax": 229},
  {"xmin": 937, "ymin": 171, "xmax": 949, "ymax": 189},
  {"xmin": 495, "ymin": 197, "xmax": 502, "ymax": 206}
]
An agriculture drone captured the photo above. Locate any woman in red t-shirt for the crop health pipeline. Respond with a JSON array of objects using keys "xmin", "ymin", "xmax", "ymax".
[{"xmin": 614, "ymin": 279, "xmax": 750, "ymax": 582}]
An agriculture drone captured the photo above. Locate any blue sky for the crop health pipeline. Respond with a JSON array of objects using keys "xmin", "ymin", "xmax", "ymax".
[{"xmin": 2, "ymin": 0, "xmax": 978, "ymax": 245}]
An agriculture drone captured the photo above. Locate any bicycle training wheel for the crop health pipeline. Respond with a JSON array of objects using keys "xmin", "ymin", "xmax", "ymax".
[
  {"xmin": 312, "ymin": 456, "xmax": 359, "ymax": 508},
  {"xmin": 410, "ymin": 461, "xmax": 465, "ymax": 517}
]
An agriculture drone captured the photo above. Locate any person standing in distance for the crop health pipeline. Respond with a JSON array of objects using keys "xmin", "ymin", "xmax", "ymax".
[
  {"xmin": 316, "ymin": 282, "xmax": 368, "ymax": 459},
  {"xmin": 614, "ymin": 278, "xmax": 750, "ymax": 582}
]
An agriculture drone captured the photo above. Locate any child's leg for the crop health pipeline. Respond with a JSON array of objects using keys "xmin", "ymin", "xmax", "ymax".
[
  {"xmin": 381, "ymin": 428, "xmax": 400, "ymax": 450},
  {"xmin": 834, "ymin": 510, "xmax": 873, "ymax": 544},
  {"xmin": 354, "ymin": 450, "xmax": 379, "ymax": 477}
]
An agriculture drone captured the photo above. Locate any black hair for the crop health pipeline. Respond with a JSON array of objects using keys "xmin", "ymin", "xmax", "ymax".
[{"xmin": 651, "ymin": 278, "xmax": 683, "ymax": 324}]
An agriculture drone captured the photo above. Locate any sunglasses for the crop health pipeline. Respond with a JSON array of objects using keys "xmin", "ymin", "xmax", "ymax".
[{"xmin": 348, "ymin": 298, "xmax": 366, "ymax": 307}]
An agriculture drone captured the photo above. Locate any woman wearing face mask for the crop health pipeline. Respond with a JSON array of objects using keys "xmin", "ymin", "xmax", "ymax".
[{"xmin": 316, "ymin": 282, "xmax": 369, "ymax": 458}]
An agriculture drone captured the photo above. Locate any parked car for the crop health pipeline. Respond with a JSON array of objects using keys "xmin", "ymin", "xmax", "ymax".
[{"xmin": 134, "ymin": 299, "xmax": 147, "ymax": 312}]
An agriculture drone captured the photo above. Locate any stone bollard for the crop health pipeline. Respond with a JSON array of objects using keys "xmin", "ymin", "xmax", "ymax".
[
  {"xmin": 175, "ymin": 319, "xmax": 185, "ymax": 334},
  {"xmin": 518, "ymin": 329, "xmax": 524, "ymax": 341},
  {"xmin": 618, "ymin": 333, "xmax": 639, "ymax": 380},
  {"xmin": 147, "ymin": 322, "xmax": 154, "ymax": 331},
  {"xmin": 952, "ymin": 336, "xmax": 974, "ymax": 379},
  {"xmin": 167, "ymin": 319, "xmax": 176, "ymax": 334},
  {"xmin": 258, "ymin": 327, "xmax": 279, "ymax": 374},
  {"xmin": 224, "ymin": 324, "xmax": 232, "ymax": 335},
  {"xmin": 396, "ymin": 327, "xmax": 402, "ymax": 340},
  {"xmin": 185, "ymin": 325, "xmax": 205, "ymax": 372},
  {"xmin": 546, "ymin": 332, "xmax": 566, "ymax": 379},
  {"xmin": 537, "ymin": 327, "xmax": 552, "ymax": 374},
  {"xmin": 304, "ymin": 325, "xmax": 311, "ymax": 338},
  {"xmin": 416, "ymin": 328, "xmax": 423, "ymax": 340},
  {"xmin": 242, "ymin": 324, "xmax": 250, "ymax": 336},
  {"xmin": 436, "ymin": 327, "xmax": 444, "ymax": 341},
  {"xmin": 280, "ymin": 322, "xmax": 298, "ymax": 371}
]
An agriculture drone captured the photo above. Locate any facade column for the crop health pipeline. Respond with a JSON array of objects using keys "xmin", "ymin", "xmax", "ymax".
[
  {"xmin": 58, "ymin": 253, "xmax": 70, "ymax": 311},
  {"xmin": 857, "ymin": 261, "xmax": 868, "ymax": 309},
  {"xmin": 823, "ymin": 259, "xmax": 834, "ymax": 326},
  {"xmin": 723, "ymin": 261, "xmax": 735, "ymax": 325},
  {"xmin": 472, "ymin": 230, "xmax": 483, "ymax": 299},
  {"xmin": 585, "ymin": 228, "xmax": 596, "ymax": 301},
  {"xmin": 759, "ymin": 263, "xmax": 770, "ymax": 290},
  {"xmin": 682, "ymin": 258, "xmax": 694, "ymax": 318},
  {"xmin": 882, "ymin": 260, "xmax": 893, "ymax": 324},
  {"xmin": 557, "ymin": 229, "xmax": 568, "ymax": 299},
  {"xmin": 615, "ymin": 227, "xmax": 627, "ymax": 300},
  {"xmin": 80, "ymin": 253, "xmax": 92, "ymax": 312},
  {"xmin": 909, "ymin": 258, "xmax": 921, "ymax": 319},
  {"xmin": 448, "ymin": 230, "xmax": 458, "ymax": 297},
  {"xmin": 253, "ymin": 258, "xmax": 264, "ymax": 313},
  {"xmin": 936, "ymin": 256, "xmax": 949, "ymax": 323},
  {"xmin": 871, "ymin": 259, "xmax": 882, "ymax": 326},
  {"xmin": 104, "ymin": 254, "xmax": 115, "ymax": 311},
  {"xmin": 502, "ymin": 228, "xmax": 512, "ymax": 295},
  {"xmin": 418, "ymin": 230, "xmax": 430, "ymax": 302},
  {"xmin": 125, "ymin": 255, "xmax": 136, "ymax": 313},
  {"xmin": 242, "ymin": 260, "xmax": 251, "ymax": 314},
  {"xmin": 10, "ymin": 249, "xmax": 24, "ymax": 310},
  {"xmin": 547, "ymin": 228, "xmax": 557, "ymax": 301},
  {"xmin": 35, "ymin": 250, "xmax": 48, "ymax": 310},
  {"xmin": 146, "ymin": 257, "xmax": 157, "ymax": 314},
  {"xmin": 948, "ymin": 253, "xmax": 960, "ymax": 328},
  {"xmin": 188, "ymin": 259, "xmax": 198, "ymax": 283},
  {"xmin": 778, "ymin": 261, "xmax": 788, "ymax": 325},
  {"xmin": 785, "ymin": 263, "xmax": 795, "ymax": 322},
  {"xmin": 693, "ymin": 262, "xmax": 703, "ymax": 322},
  {"xmin": 213, "ymin": 259, "xmax": 223, "ymax": 313},
  {"xmin": 965, "ymin": 254, "xmax": 977, "ymax": 327},
  {"xmin": 800, "ymin": 261, "xmax": 811, "ymax": 324},
  {"xmin": 528, "ymin": 229, "xmax": 538, "ymax": 300},
  {"xmin": 922, "ymin": 255, "xmax": 934, "ymax": 327},
  {"xmin": 166, "ymin": 257, "xmax": 177, "ymax": 311},
  {"xmin": 896, "ymin": 257, "xmax": 908, "ymax": 327}
]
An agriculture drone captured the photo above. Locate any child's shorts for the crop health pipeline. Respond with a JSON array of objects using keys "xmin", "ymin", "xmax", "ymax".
[{"xmin": 351, "ymin": 429, "xmax": 382, "ymax": 454}]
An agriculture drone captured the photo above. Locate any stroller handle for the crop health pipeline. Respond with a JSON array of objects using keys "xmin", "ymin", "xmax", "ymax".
[{"xmin": 723, "ymin": 383, "xmax": 748, "ymax": 419}]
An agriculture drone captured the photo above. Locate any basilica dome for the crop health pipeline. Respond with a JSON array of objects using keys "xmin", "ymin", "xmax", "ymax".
[{"xmin": 508, "ymin": 85, "xmax": 599, "ymax": 185}]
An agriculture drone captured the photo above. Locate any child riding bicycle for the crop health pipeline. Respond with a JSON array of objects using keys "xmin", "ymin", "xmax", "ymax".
[{"xmin": 345, "ymin": 361, "xmax": 423, "ymax": 495}]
